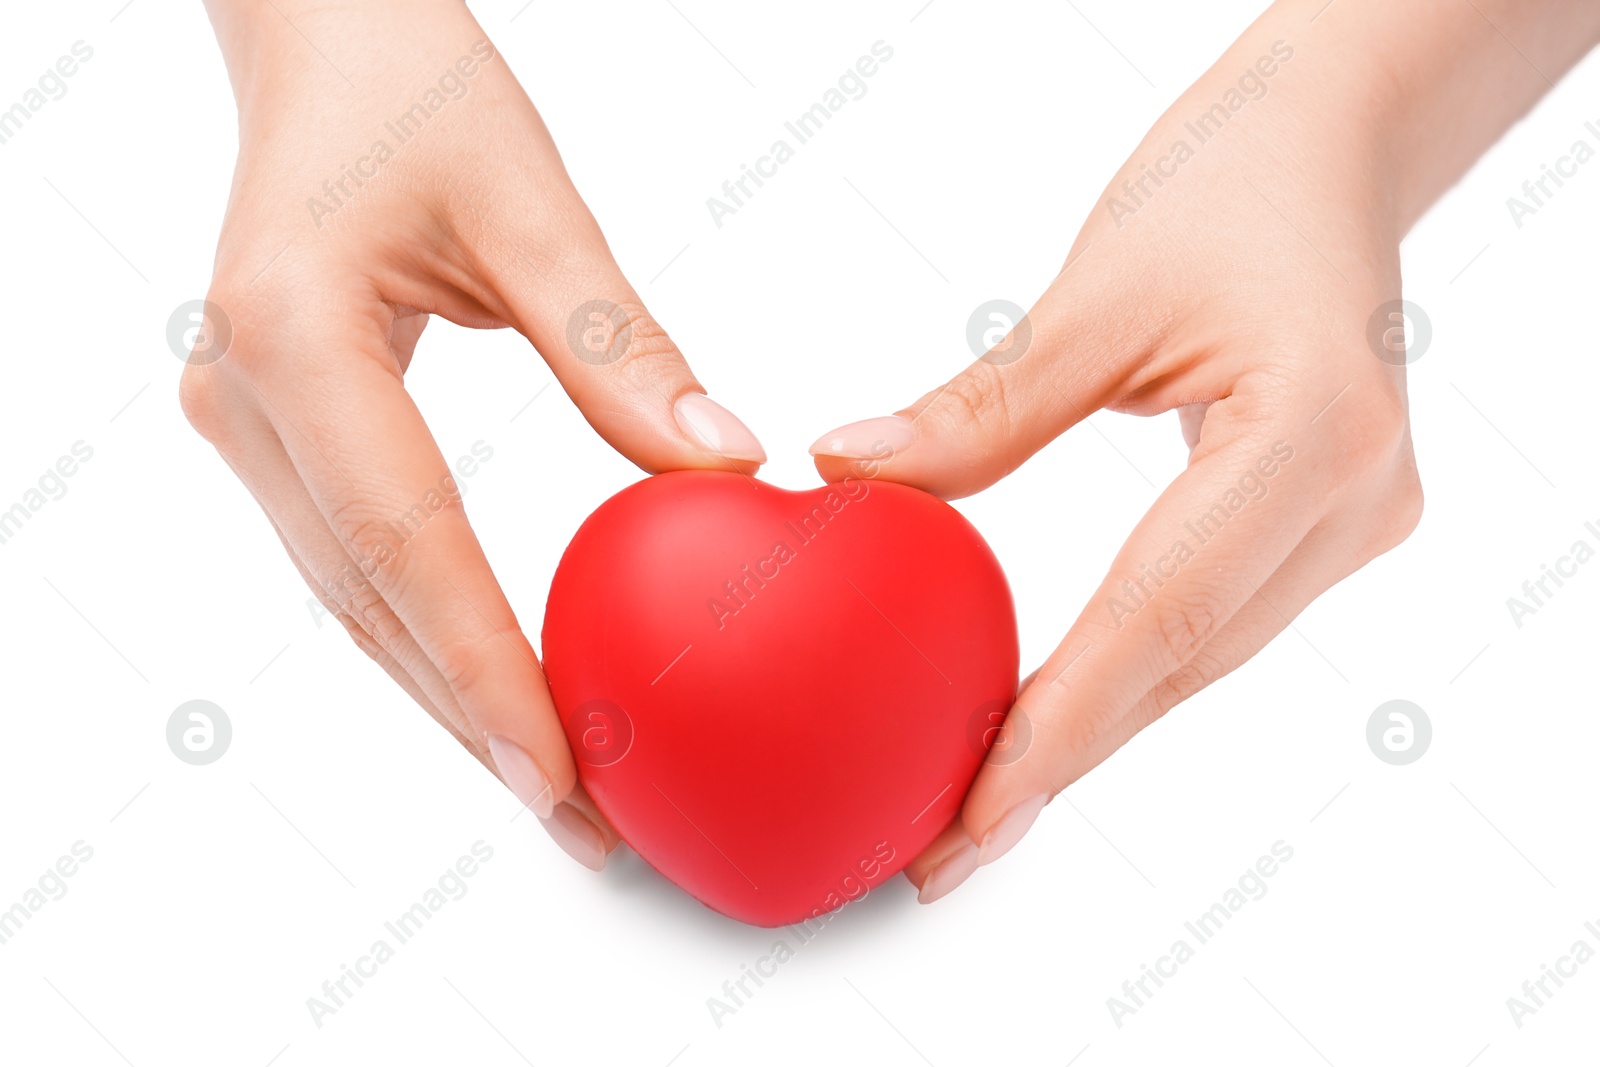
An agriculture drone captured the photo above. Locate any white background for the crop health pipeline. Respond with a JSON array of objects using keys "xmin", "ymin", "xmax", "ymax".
[{"xmin": 1, "ymin": 1, "xmax": 1597, "ymax": 1064}]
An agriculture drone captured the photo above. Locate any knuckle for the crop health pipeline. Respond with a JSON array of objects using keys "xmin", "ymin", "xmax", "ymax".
[
  {"xmin": 1336, "ymin": 386, "xmax": 1410, "ymax": 471},
  {"xmin": 349, "ymin": 582, "xmax": 409, "ymax": 652},
  {"xmin": 934, "ymin": 363, "xmax": 1009, "ymax": 434},
  {"xmin": 1146, "ymin": 674, "xmax": 1191, "ymax": 720},
  {"xmin": 177, "ymin": 367, "xmax": 225, "ymax": 439},
  {"xmin": 1042, "ymin": 698, "xmax": 1140, "ymax": 796},
  {"xmin": 324, "ymin": 498, "xmax": 424, "ymax": 587},
  {"xmin": 330, "ymin": 505, "xmax": 387, "ymax": 567},
  {"xmin": 1391, "ymin": 474, "xmax": 1424, "ymax": 537},
  {"xmin": 1149, "ymin": 648, "xmax": 1224, "ymax": 716},
  {"xmin": 1149, "ymin": 591, "xmax": 1222, "ymax": 671},
  {"xmin": 1051, "ymin": 697, "xmax": 1117, "ymax": 765},
  {"xmin": 568, "ymin": 298, "xmax": 685, "ymax": 375},
  {"xmin": 608, "ymin": 302, "xmax": 682, "ymax": 371},
  {"xmin": 193, "ymin": 279, "xmax": 312, "ymax": 380},
  {"xmin": 214, "ymin": 339, "xmax": 271, "ymax": 381},
  {"xmin": 432, "ymin": 633, "xmax": 493, "ymax": 699},
  {"xmin": 1368, "ymin": 468, "xmax": 1425, "ymax": 556},
  {"xmin": 330, "ymin": 605, "xmax": 384, "ymax": 663}
]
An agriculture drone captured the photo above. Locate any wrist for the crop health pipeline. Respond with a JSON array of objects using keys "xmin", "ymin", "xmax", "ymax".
[
  {"xmin": 1238, "ymin": 0, "xmax": 1600, "ymax": 232},
  {"xmin": 201, "ymin": 0, "xmax": 471, "ymax": 120},
  {"xmin": 1097, "ymin": 17, "xmax": 1397, "ymax": 244},
  {"xmin": 203, "ymin": 1, "xmax": 326, "ymax": 119},
  {"xmin": 1124, "ymin": 0, "xmax": 1600, "ymax": 241}
]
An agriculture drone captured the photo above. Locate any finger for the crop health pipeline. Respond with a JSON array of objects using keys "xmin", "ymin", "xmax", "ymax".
[
  {"xmin": 902, "ymin": 669, "xmax": 1041, "ymax": 899},
  {"xmin": 256, "ymin": 376, "xmax": 621, "ymax": 868},
  {"xmin": 909, "ymin": 370, "xmax": 1418, "ymax": 903},
  {"xmin": 809, "ymin": 281, "xmax": 1141, "ymax": 498},
  {"xmin": 1017, "ymin": 519, "xmax": 1355, "ymax": 791},
  {"xmin": 227, "ymin": 420, "xmax": 626, "ymax": 868},
  {"xmin": 955, "ymin": 403, "xmax": 1325, "ymax": 853},
  {"xmin": 901, "ymin": 821, "xmax": 977, "ymax": 904},
  {"xmin": 1057, "ymin": 467, "xmax": 1421, "ymax": 775},
  {"xmin": 1178, "ymin": 402, "xmax": 1210, "ymax": 454},
  {"xmin": 910, "ymin": 523, "xmax": 1337, "ymax": 906},
  {"xmin": 196, "ymin": 315, "xmax": 534, "ymax": 777},
  {"xmin": 242, "ymin": 317, "xmax": 618, "ymax": 867},
  {"xmin": 385, "ymin": 306, "xmax": 625, "ymax": 860},
  {"xmin": 985, "ymin": 434, "xmax": 1319, "ymax": 797},
  {"xmin": 532, "ymin": 780, "xmax": 625, "ymax": 871},
  {"xmin": 450, "ymin": 182, "xmax": 766, "ymax": 473},
  {"xmin": 915, "ymin": 464, "xmax": 1418, "ymax": 905},
  {"xmin": 389, "ymin": 308, "xmax": 429, "ymax": 373},
  {"xmin": 272, "ymin": 510, "xmax": 471, "ymax": 750},
  {"xmin": 200, "ymin": 391, "xmax": 480, "ymax": 752},
  {"xmin": 182, "ymin": 364, "xmax": 468, "ymax": 743}
]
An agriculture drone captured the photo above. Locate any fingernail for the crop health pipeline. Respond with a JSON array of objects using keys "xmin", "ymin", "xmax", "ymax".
[
  {"xmin": 808, "ymin": 415, "xmax": 915, "ymax": 460},
  {"xmin": 917, "ymin": 842, "xmax": 979, "ymax": 905},
  {"xmin": 978, "ymin": 794, "xmax": 1048, "ymax": 866},
  {"xmin": 674, "ymin": 392, "xmax": 766, "ymax": 463},
  {"xmin": 486, "ymin": 734, "xmax": 555, "ymax": 819},
  {"xmin": 540, "ymin": 802, "xmax": 607, "ymax": 871}
]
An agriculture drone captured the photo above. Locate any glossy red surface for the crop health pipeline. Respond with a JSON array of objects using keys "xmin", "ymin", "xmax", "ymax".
[{"xmin": 543, "ymin": 471, "xmax": 1018, "ymax": 926}]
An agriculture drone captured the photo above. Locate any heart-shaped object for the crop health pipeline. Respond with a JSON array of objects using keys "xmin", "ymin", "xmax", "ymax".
[{"xmin": 542, "ymin": 470, "xmax": 1017, "ymax": 926}]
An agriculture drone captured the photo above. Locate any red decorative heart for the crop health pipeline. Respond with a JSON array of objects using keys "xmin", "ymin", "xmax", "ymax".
[{"xmin": 542, "ymin": 470, "xmax": 1018, "ymax": 926}]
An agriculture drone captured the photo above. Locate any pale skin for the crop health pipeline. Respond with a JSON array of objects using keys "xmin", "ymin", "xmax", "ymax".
[
  {"xmin": 189, "ymin": 0, "xmax": 769, "ymax": 868},
  {"xmin": 189, "ymin": 1, "xmax": 1600, "ymax": 897},
  {"xmin": 809, "ymin": 0, "xmax": 1600, "ymax": 901}
]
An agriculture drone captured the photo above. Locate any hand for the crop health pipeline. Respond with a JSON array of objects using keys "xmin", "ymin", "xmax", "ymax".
[
  {"xmin": 808, "ymin": 0, "xmax": 1599, "ymax": 902},
  {"xmin": 183, "ymin": 0, "xmax": 765, "ymax": 868}
]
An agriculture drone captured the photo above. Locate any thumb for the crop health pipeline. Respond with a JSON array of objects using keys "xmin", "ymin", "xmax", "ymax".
[
  {"xmin": 809, "ymin": 290, "xmax": 1124, "ymax": 498},
  {"xmin": 481, "ymin": 213, "xmax": 765, "ymax": 473}
]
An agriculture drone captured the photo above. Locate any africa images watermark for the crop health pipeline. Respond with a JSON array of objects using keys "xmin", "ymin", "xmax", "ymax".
[
  {"xmin": 0, "ymin": 40, "xmax": 94, "ymax": 148},
  {"xmin": 1107, "ymin": 840, "xmax": 1295, "ymax": 1028},
  {"xmin": 1504, "ymin": 916, "xmax": 1600, "ymax": 1030},
  {"xmin": 1505, "ymin": 116, "xmax": 1600, "ymax": 229},
  {"xmin": 705, "ymin": 474, "xmax": 878, "ymax": 631},
  {"xmin": 702, "ymin": 433, "xmax": 896, "ymax": 631},
  {"xmin": 1105, "ymin": 441, "xmax": 1296, "ymax": 629},
  {"xmin": 1105, "ymin": 40, "xmax": 1295, "ymax": 228},
  {"xmin": 1504, "ymin": 516, "xmax": 1600, "ymax": 629},
  {"xmin": 167, "ymin": 700, "xmax": 233, "ymax": 766},
  {"xmin": 705, "ymin": 40, "xmax": 895, "ymax": 229},
  {"xmin": 0, "ymin": 841, "xmax": 95, "ymax": 949},
  {"xmin": 305, "ymin": 840, "xmax": 495, "ymax": 1028},
  {"xmin": 705, "ymin": 840, "xmax": 898, "ymax": 1029},
  {"xmin": 0, "ymin": 440, "xmax": 95, "ymax": 548},
  {"xmin": 306, "ymin": 41, "xmax": 496, "ymax": 227}
]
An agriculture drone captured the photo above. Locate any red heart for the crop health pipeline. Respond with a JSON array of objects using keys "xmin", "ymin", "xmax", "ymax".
[{"xmin": 542, "ymin": 470, "xmax": 1018, "ymax": 926}]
